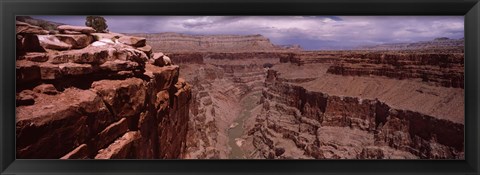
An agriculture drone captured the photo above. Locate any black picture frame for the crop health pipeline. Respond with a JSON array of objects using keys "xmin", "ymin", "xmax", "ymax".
[{"xmin": 1, "ymin": 0, "xmax": 479, "ymax": 174}]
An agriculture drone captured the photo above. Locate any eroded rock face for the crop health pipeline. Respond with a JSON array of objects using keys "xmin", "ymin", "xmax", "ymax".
[
  {"xmin": 326, "ymin": 53, "xmax": 464, "ymax": 88},
  {"xmin": 279, "ymin": 51, "xmax": 464, "ymax": 88},
  {"xmin": 248, "ymin": 67, "xmax": 464, "ymax": 159},
  {"xmin": 16, "ymin": 22, "xmax": 192, "ymax": 159},
  {"xmin": 180, "ymin": 58, "xmax": 277, "ymax": 159}
]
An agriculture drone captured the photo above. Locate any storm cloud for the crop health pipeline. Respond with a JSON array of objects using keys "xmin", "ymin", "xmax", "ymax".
[{"xmin": 34, "ymin": 16, "xmax": 464, "ymax": 50}]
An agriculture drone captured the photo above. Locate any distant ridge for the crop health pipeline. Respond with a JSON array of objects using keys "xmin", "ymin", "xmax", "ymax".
[
  {"xmin": 356, "ymin": 37, "xmax": 464, "ymax": 52},
  {"xmin": 129, "ymin": 32, "xmax": 303, "ymax": 53}
]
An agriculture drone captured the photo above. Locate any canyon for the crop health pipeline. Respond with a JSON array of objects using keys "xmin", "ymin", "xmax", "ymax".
[
  {"xmin": 161, "ymin": 36, "xmax": 464, "ymax": 159},
  {"xmin": 16, "ymin": 18, "xmax": 464, "ymax": 159}
]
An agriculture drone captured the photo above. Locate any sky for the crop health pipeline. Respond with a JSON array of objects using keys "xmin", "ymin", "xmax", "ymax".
[{"xmin": 34, "ymin": 16, "xmax": 464, "ymax": 50}]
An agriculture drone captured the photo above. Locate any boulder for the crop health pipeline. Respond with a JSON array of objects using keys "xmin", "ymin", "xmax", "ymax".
[
  {"xmin": 163, "ymin": 56, "xmax": 172, "ymax": 66},
  {"xmin": 33, "ymin": 84, "xmax": 58, "ymax": 95},
  {"xmin": 136, "ymin": 45, "xmax": 152, "ymax": 57},
  {"xmin": 37, "ymin": 35, "xmax": 72, "ymax": 50},
  {"xmin": 16, "ymin": 90, "xmax": 36, "ymax": 106},
  {"xmin": 22, "ymin": 34, "xmax": 47, "ymax": 52},
  {"xmin": 55, "ymin": 34, "xmax": 94, "ymax": 49},
  {"xmin": 57, "ymin": 25, "xmax": 96, "ymax": 34},
  {"xmin": 118, "ymin": 36, "xmax": 146, "ymax": 47},
  {"xmin": 151, "ymin": 52, "xmax": 166, "ymax": 67}
]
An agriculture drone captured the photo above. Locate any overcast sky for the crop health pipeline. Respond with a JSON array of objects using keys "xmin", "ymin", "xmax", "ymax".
[{"xmin": 34, "ymin": 16, "xmax": 464, "ymax": 50}]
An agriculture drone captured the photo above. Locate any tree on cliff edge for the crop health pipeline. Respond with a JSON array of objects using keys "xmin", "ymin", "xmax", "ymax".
[{"xmin": 85, "ymin": 16, "xmax": 108, "ymax": 33}]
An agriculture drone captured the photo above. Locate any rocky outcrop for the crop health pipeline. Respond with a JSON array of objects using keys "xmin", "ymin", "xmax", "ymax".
[
  {"xmin": 16, "ymin": 21, "xmax": 191, "ymax": 159},
  {"xmin": 130, "ymin": 32, "xmax": 302, "ymax": 53},
  {"xmin": 249, "ymin": 68, "xmax": 464, "ymax": 159}
]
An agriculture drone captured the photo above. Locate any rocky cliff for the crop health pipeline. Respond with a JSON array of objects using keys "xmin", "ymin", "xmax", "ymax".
[
  {"xmin": 130, "ymin": 32, "xmax": 302, "ymax": 53},
  {"xmin": 278, "ymin": 51, "xmax": 464, "ymax": 88},
  {"xmin": 248, "ymin": 61, "xmax": 464, "ymax": 159},
  {"xmin": 16, "ymin": 21, "xmax": 191, "ymax": 159},
  {"xmin": 180, "ymin": 58, "xmax": 277, "ymax": 159}
]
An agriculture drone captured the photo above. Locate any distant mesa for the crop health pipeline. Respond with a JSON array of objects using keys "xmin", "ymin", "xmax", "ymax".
[
  {"xmin": 434, "ymin": 37, "xmax": 450, "ymax": 41},
  {"xmin": 356, "ymin": 37, "xmax": 464, "ymax": 52},
  {"xmin": 129, "ymin": 32, "xmax": 303, "ymax": 53}
]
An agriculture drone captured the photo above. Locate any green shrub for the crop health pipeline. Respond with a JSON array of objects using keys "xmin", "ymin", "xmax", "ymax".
[{"xmin": 85, "ymin": 16, "xmax": 109, "ymax": 33}]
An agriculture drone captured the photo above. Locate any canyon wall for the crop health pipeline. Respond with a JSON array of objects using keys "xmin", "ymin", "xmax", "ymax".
[
  {"xmin": 130, "ymin": 33, "xmax": 302, "ymax": 53},
  {"xmin": 356, "ymin": 38, "xmax": 464, "ymax": 53},
  {"xmin": 180, "ymin": 58, "xmax": 276, "ymax": 158},
  {"xmin": 278, "ymin": 52, "xmax": 464, "ymax": 88},
  {"xmin": 248, "ymin": 60, "xmax": 464, "ymax": 159},
  {"xmin": 16, "ymin": 21, "xmax": 191, "ymax": 159},
  {"xmin": 166, "ymin": 52, "xmax": 289, "ymax": 65},
  {"xmin": 327, "ymin": 53, "xmax": 464, "ymax": 88}
]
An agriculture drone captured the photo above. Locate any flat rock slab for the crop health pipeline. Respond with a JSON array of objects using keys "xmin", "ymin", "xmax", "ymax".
[
  {"xmin": 119, "ymin": 36, "xmax": 146, "ymax": 47},
  {"xmin": 16, "ymin": 88, "xmax": 113, "ymax": 158},
  {"xmin": 57, "ymin": 25, "xmax": 96, "ymax": 34},
  {"xmin": 37, "ymin": 35, "xmax": 72, "ymax": 50}
]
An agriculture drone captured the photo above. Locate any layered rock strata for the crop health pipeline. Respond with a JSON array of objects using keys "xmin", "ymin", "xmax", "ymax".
[
  {"xmin": 327, "ymin": 53, "xmax": 464, "ymax": 88},
  {"xmin": 278, "ymin": 51, "xmax": 464, "ymax": 88},
  {"xmin": 248, "ymin": 64, "xmax": 464, "ymax": 159},
  {"xmin": 16, "ymin": 22, "xmax": 191, "ymax": 159},
  {"xmin": 357, "ymin": 38, "xmax": 464, "ymax": 52},
  {"xmin": 130, "ymin": 33, "xmax": 302, "ymax": 53}
]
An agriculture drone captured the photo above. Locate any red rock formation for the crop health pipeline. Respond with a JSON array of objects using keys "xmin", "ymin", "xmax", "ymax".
[
  {"xmin": 15, "ymin": 21, "xmax": 192, "ymax": 159},
  {"xmin": 327, "ymin": 53, "xmax": 464, "ymax": 88}
]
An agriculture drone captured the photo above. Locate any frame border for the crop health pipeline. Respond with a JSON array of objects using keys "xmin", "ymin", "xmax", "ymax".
[{"xmin": 1, "ymin": 0, "xmax": 479, "ymax": 174}]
